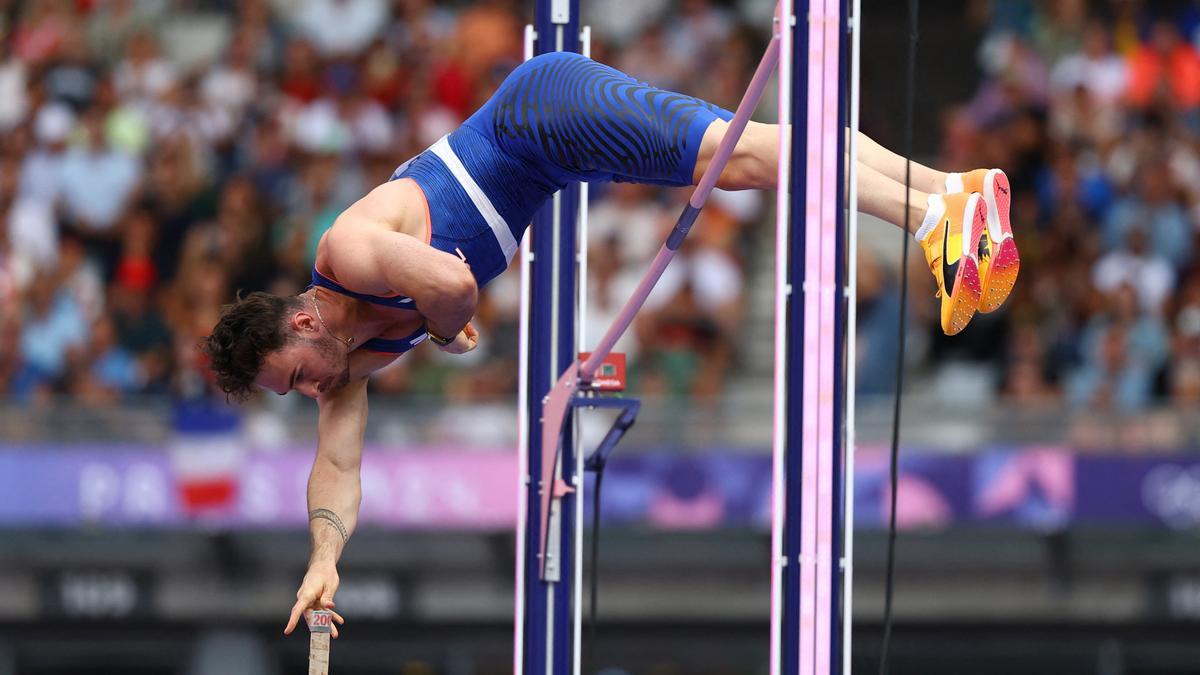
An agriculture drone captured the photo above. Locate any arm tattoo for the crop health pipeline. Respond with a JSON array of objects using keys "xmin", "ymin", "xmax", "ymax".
[{"xmin": 309, "ymin": 508, "xmax": 349, "ymax": 545}]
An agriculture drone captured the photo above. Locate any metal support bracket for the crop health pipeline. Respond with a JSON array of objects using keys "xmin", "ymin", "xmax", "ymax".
[
  {"xmin": 578, "ymin": 396, "xmax": 642, "ymax": 474},
  {"xmin": 538, "ymin": 375, "xmax": 641, "ymax": 579}
]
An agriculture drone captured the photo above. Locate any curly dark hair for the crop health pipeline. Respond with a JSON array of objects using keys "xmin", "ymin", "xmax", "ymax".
[{"xmin": 202, "ymin": 292, "xmax": 303, "ymax": 401}]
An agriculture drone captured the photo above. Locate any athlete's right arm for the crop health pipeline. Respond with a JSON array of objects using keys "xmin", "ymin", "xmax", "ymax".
[
  {"xmin": 324, "ymin": 182, "xmax": 478, "ymax": 341},
  {"xmin": 282, "ymin": 377, "xmax": 367, "ymax": 637}
]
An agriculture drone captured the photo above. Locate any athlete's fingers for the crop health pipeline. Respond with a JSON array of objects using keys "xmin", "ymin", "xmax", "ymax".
[
  {"xmin": 284, "ymin": 597, "xmax": 308, "ymax": 634},
  {"xmin": 463, "ymin": 322, "xmax": 478, "ymax": 339},
  {"xmin": 285, "ymin": 584, "xmax": 321, "ymax": 634}
]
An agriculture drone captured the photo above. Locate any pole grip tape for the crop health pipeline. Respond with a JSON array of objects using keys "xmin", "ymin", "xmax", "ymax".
[{"xmin": 666, "ymin": 205, "xmax": 702, "ymax": 251}]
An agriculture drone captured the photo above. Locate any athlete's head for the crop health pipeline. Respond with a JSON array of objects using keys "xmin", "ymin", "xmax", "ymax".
[{"xmin": 203, "ymin": 291, "xmax": 351, "ymax": 401}]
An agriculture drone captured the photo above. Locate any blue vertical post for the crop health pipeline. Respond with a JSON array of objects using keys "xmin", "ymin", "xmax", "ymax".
[
  {"xmin": 781, "ymin": 0, "xmax": 808, "ymax": 667},
  {"xmin": 521, "ymin": 1, "xmax": 582, "ymax": 674}
]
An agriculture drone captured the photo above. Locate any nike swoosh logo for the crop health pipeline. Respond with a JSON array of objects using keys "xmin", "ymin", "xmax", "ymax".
[{"xmin": 942, "ymin": 219, "xmax": 958, "ymax": 296}]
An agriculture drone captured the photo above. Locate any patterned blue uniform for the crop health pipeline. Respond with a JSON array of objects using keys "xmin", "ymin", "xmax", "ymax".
[
  {"xmin": 318, "ymin": 52, "xmax": 733, "ymax": 354},
  {"xmin": 395, "ymin": 51, "xmax": 732, "ymax": 287}
]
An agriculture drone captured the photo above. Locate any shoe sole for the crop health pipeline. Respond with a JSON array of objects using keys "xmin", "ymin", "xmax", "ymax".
[
  {"xmin": 944, "ymin": 193, "xmax": 985, "ymax": 335},
  {"xmin": 979, "ymin": 168, "xmax": 1020, "ymax": 313}
]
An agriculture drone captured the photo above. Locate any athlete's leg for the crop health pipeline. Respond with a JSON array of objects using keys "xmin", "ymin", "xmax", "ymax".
[
  {"xmin": 856, "ymin": 162, "xmax": 930, "ymax": 234},
  {"xmin": 698, "ymin": 120, "xmax": 928, "ymax": 233},
  {"xmin": 698, "ymin": 120, "xmax": 950, "ymax": 199},
  {"xmin": 855, "ymin": 127, "xmax": 1020, "ymax": 315},
  {"xmin": 853, "ymin": 130, "xmax": 948, "ymax": 196},
  {"xmin": 478, "ymin": 52, "xmax": 738, "ymax": 188},
  {"xmin": 697, "ymin": 120, "xmax": 778, "ymax": 191}
]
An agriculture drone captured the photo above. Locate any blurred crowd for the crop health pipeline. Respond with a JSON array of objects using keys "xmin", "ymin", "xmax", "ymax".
[
  {"xmin": 853, "ymin": 0, "xmax": 1200, "ymax": 445},
  {"xmin": 0, "ymin": 0, "xmax": 766, "ymax": 408},
  {"xmin": 18, "ymin": 0, "xmax": 1200, "ymax": 447}
]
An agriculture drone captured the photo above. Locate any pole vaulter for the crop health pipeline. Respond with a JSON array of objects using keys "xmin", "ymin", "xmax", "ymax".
[{"xmin": 192, "ymin": 0, "xmax": 997, "ymax": 669}]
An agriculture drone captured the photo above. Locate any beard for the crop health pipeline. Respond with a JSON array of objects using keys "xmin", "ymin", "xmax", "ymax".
[{"xmin": 315, "ymin": 334, "xmax": 353, "ymax": 392}]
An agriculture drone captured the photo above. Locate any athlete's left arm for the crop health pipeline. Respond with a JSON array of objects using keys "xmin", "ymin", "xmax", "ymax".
[
  {"xmin": 284, "ymin": 376, "xmax": 368, "ymax": 637},
  {"xmin": 324, "ymin": 185, "xmax": 477, "ymax": 340}
]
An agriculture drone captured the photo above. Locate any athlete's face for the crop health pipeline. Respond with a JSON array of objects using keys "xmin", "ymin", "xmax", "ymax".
[{"xmin": 256, "ymin": 314, "xmax": 351, "ymax": 399}]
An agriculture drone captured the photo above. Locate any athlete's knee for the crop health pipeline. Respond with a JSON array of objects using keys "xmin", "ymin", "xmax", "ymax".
[
  {"xmin": 719, "ymin": 123, "xmax": 778, "ymax": 190},
  {"xmin": 715, "ymin": 160, "xmax": 773, "ymax": 191}
]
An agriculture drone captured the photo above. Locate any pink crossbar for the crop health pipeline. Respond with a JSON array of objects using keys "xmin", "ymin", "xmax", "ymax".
[{"xmin": 536, "ymin": 36, "xmax": 782, "ymax": 578}]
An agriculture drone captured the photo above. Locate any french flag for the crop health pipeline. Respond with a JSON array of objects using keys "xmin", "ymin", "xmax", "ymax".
[{"xmin": 169, "ymin": 402, "xmax": 243, "ymax": 515}]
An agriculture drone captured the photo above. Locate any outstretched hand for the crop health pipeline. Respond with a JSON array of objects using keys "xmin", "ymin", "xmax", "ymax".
[{"xmin": 284, "ymin": 561, "xmax": 346, "ymax": 638}]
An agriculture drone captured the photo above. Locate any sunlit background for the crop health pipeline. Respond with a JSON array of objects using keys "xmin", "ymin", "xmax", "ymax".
[{"xmin": 3, "ymin": 0, "xmax": 1200, "ymax": 673}]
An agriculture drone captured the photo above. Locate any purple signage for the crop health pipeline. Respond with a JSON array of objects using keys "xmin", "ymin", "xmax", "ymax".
[
  {"xmin": 4, "ymin": 444, "xmax": 1200, "ymax": 531},
  {"xmin": 0, "ymin": 445, "xmax": 517, "ymax": 529}
]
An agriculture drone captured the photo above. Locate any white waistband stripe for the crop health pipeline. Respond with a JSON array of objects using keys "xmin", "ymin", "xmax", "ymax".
[{"xmin": 430, "ymin": 136, "xmax": 519, "ymax": 262}]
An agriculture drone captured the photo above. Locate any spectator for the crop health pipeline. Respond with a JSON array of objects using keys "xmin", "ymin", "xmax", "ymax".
[
  {"xmin": 1050, "ymin": 21, "xmax": 1127, "ymax": 105},
  {"xmin": 360, "ymin": 40, "xmax": 408, "ymax": 108},
  {"xmin": 290, "ymin": 0, "xmax": 389, "ymax": 59},
  {"xmin": 1102, "ymin": 160, "xmax": 1192, "ymax": 271},
  {"xmin": 111, "ymin": 208, "xmax": 158, "ymax": 296},
  {"xmin": 144, "ymin": 134, "xmax": 217, "ymax": 285},
  {"xmin": 15, "ymin": 271, "xmax": 89, "ymax": 397},
  {"xmin": 588, "ymin": 183, "xmax": 669, "ymax": 265},
  {"xmin": 636, "ymin": 233, "xmax": 744, "ymax": 400},
  {"xmin": 199, "ymin": 30, "xmax": 259, "ymax": 120},
  {"xmin": 71, "ymin": 314, "xmax": 143, "ymax": 403},
  {"xmin": 618, "ymin": 23, "xmax": 687, "ymax": 92},
  {"xmin": 109, "ymin": 280, "xmax": 171, "ymax": 392},
  {"xmin": 12, "ymin": 0, "xmax": 76, "ymax": 66},
  {"xmin": 666, "ymin": 0, "xmax": 732, "ymax": 69},
  {"xmin": 235, "ymin": 0, "xmax": 284, "ymax": 74},
  {"xmin": 4, "ymin": 156, "xmax": 57, "ymax": 275},
  {"xmin": 586, "ymin": 234, "xmax": 643, "ymax": 362},
  {"xmin": 96, "ymin": 77, "xmax": 151, "ymax": 157},
  {"xmin": 1029, "ymin": 0, "xmax": 1088, "ymax": 66},
  {"xmin": 113, "ymin": 31, "xmax": 178, "ymax": 108},
  {"xmin": 1171, "ymin": 275, "xmax": 1200, "ymax": 408},
  {"xmin": 1092, "ymin": 227, "xmax": 1174, "ymax": 315},
  {"xmin": 84, "ymin": 0, "xmax": 165, "ymax": 66},
  {"xmin": 184, "ymin": 176, "xmax": 277, "ymax": 295},
  {"xmin": 20, "ymin": 103, "xmax": 73, "ymax": 204},
  {"xmin": 0, "ymin": 45, "xmax": 29, "ymax": 133},
  {"xmin": 58, "ymin": 105, "xmax": 143, "ymax": 264},
  {"xmin": 1067, "ymin": 285, "xmax": 1168, "ymax": 412},
  {"xmin": 855, "ymin": 247, "xmax": 905, "ymax": 396},
  {"xmin": 1126, "ymin": 19, "xmax": 1200, "ymax": 114},
  {"xmin": 1002, "ymin": 323, "xmax": 1059, "ymax": 406},
  {"xmin": 44, "ymin": 27, "xmax": 99, "ymax": 112},
  {"xmin": 56, "ymin": 233, "xmax": 103, "ymax": 322}
]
